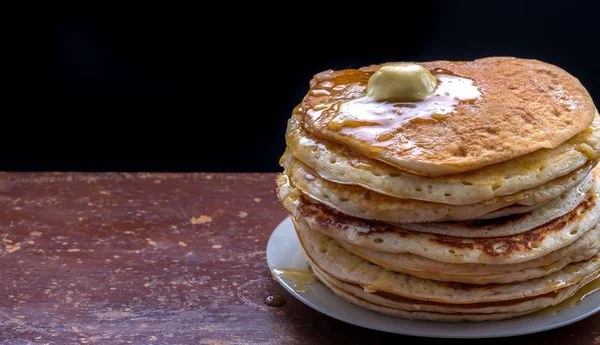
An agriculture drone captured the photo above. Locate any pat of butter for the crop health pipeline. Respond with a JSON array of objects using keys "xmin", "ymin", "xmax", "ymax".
[{"xmin": 367, "ymin": 63, "xmax": 438, "ymax": 102}]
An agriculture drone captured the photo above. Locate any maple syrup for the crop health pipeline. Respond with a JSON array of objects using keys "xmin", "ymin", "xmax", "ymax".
[
  {"xmin": 271, "ymin": 267, "xmax": 317, "ymax": 293},
  {"xmin": 304, "ymin": 69, "xmax": 481, "ymax": 152},
  {"xmin": 263, "ymin": 294, "xmax": 286, "ymax": 307},
  {"xmin": 534, "ymin": 275, "xmax": 600, "ymax": 317}
]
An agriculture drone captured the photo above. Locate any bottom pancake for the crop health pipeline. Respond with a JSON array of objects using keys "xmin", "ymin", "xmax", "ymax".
[
  {"xmin": 310, "ymin": 264, "xmax": 530, "ymax": 322},
  {"xmin": 310, "ymin": 261, "xmax": 600, "ymax": 322}
]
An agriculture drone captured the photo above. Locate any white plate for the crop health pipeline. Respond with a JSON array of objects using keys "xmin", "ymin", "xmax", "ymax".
[{"xmin": 266, "ymin": 217, "xmax": 600, "ymax": 338}]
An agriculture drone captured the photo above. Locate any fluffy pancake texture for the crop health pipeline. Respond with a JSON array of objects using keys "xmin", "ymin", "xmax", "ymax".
[
  {"xmin": 285, "ymin": 110, "xmax": 600, "ymax": 205},
  {"xmin": 312, "ymin": 265, "xmax": 534, "ymax": 322},
  {"xmin": 300, "ymin": 57, "xmax": 597, "ymax": 176},
  {"xmin": 284, "ymin": 154, "xmax": 595, "ymax": 223},
  {"xmin": 293, "ymin": 217, "xmax": 600, "ymax": 304},
  {"xmin": 399, "ymin": 174, "xmax": 595, "ymax": 237},
  {"xmin": 340, "ymin": 223, "xmax": 600, "ymax": 284},
  {"xmin": 275, "ymin": 57, "xmax": 600, "ymax": 322},
  {"xmin": 278, "ymin": 174, "xmax": 600, "ymax": 265},
  {"xmin": 311, "ymin": 262, "xmax": 599, "ymax": 316}
]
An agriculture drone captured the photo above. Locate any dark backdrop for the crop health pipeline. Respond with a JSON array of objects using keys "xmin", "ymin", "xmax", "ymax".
[{"xmin": 5, "ymin": 2, "xmax": 600, "ymax": 172}]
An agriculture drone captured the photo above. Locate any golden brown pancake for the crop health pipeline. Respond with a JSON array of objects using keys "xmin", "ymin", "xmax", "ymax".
[
  {"xmin": 312, "ymin": 270, "xmax": 534, "ymax": 322},
  {"xmin": 285, "ymin": 108, "xmax": 600, "ymax": 205},
  {"xmin": 397, "ymin": 174, "xmax": 596, "ymax": 237},
  {"xmin": 300, "ymin": 57, "xmax": 596, "ymax": 176},
  {"xmin": 340, "ymin": 223, "xmax": 600, "ymax": 284},
  {"xmin": 292, "ymin": 216, "xmax": 600, "ymax": 304},
  {"xmin": 275, "ymin": 56, "xmax": 600, "ymax": 322},
  {"xmin": 283, "ymin": 155, "xmax": 596, "ymax": 223},
  {"xmin": 310, "ymin": 261, "xmax": 600, "ymax": 316},
  {"xmin": 277, "ymin": 173, "xmax": 600, "ymax": 265}
]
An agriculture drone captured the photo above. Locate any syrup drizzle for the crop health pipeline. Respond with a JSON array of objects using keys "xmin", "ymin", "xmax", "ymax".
[
  {"xmin": 271, "ymin": 267, "xmax": 317, "ymax": 293},
  {"xmin": 305, "ymin": 69, "xmax": 481, "ymax": 153},
  {"xmin": 535, "ymin": 275, "xmax": 600, "ymax": 317}
]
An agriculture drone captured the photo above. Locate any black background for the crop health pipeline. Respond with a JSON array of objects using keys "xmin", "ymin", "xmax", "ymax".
[{"xmin": 5, "ymin": 2, "xmax": 600, "ymax": 172}]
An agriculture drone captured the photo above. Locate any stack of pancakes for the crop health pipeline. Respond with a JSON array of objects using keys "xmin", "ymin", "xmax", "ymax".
[{"xmin": 276, "ymin": 57, "xmax": 600, "ymax": 321}]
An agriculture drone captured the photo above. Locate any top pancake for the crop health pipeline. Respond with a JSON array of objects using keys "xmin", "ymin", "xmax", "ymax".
[{"xmin": 300, "ymin": 57, "xmax": 596, "ymax": 176}]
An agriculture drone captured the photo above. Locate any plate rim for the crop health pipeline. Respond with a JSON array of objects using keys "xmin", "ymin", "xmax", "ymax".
[{"xmin": 266, "ymin": 216, "xmax": 600, "ymax": 339}]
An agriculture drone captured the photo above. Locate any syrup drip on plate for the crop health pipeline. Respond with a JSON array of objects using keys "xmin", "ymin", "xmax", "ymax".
[
  {"xmin": 534, "ymin": 275, "xmax": 600, "ymax": 317},
  {"xmin": 271, "ymin": 267, "xmax": 317, "ymax": 293}
]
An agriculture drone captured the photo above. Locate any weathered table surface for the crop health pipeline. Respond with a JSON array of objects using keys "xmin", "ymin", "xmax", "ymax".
[{"xmin": 0, "ymin": 172, "xmax": 598, "ymax": 345}]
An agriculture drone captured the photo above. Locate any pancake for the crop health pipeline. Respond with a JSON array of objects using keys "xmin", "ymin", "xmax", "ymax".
[
  {"xmin": 469, "ymin": 202, "xmax": 554, "ymax": 220},
  {"xmin": 339, "ymin": 225, "xmax": 600, "ymax": 283},
  {"xmin": 341, "ymin": 223, "xmax": 600, "ymax": 284},
  {"xmin": 311, "ymin": 262, "xmax": 600, "ymax": 315},
  {"xmin": 300, "ymin": 57, "xmax": 597, "ymax": 177},
  {"xmin": 293, "ymin": 217, "xmax": 600, "ymax": 304},
  {"xmin": 310, "ymin": 265, "xmax": 531, "ymax": 322},
  {"xmin": 340, "ymin": 222, "xmax": 600, "ymax": 278},
  {"xmin": 278, "ymin": 173, "xmax": 600, "ymax": 265},
  {"xmin": 276, "ymin": 56, "xmax": 600, "ymax": 322},
  {"xmin": 284, "ymin": 154, "xmax": 595, "ymax": 223},
  {"xmin": 399, "ymin": 174, "xmax": 595, "ymax": 237},
  {"xmin": 313, "ymin": 269, "xmax": 532, "ymax": 322},
  {"xmin": 286, "ymin": 110, "xmax": 600, "ymax": 205}
]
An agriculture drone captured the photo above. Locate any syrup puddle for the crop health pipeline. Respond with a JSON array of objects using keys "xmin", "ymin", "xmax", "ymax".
[
  {"xmin": 534, "ymin": 275, "xmax": 600, "ymax": 317},
  {"xmin": 271, "ymin": 267, "xmax": 317, "ymax": 293}
]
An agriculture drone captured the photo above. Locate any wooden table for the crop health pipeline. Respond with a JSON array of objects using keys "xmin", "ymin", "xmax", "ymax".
[{"xmin": 0, "ymin": 172, "xmax": 598, "ymax": 345}]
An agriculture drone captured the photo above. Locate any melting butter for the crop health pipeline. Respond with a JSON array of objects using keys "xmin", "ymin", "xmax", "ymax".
[
  {"xmin": 367, "ymin": 63, "xmax": 438, "ymax": 102},
  {"xmin": 307, "ymin": 73, "xmax": 481, "ymax": 150}
]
